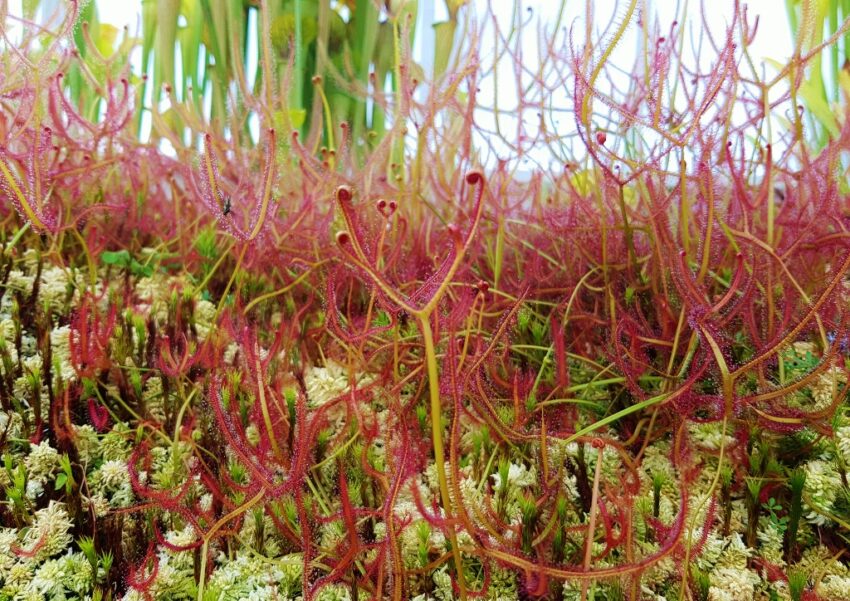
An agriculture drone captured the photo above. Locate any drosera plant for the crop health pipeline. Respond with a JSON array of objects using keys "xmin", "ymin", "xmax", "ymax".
[
  {"xmin": 332, "ymin": 168, "xmax": 487, "ymax": 599},
  {"xmin": 5, "ymin": 0, "xmax": 850, "ymax": 600}
]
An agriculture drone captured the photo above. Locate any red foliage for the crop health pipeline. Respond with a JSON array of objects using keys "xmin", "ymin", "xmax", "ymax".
[{"xmin": 4, "ymin": 0, "xmax": 850, "ymax": 598}]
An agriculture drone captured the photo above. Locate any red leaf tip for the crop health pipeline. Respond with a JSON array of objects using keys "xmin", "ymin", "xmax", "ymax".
[
  {"xmin": 376, "ymin": 199, "xmax": 397, "ymax": 218},
  {"xmin": 336, "ymin": 186, "xmax": 353, "ymax": 204}
]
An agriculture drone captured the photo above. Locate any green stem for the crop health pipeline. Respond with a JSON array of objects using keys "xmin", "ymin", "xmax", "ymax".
[
  {"xmin": 419, "ymin": 314, "xmax": 467, "ymax": 600},
  {"xmin": 293, "ymin": 0, "xmax": 304, "ymax": 135}
]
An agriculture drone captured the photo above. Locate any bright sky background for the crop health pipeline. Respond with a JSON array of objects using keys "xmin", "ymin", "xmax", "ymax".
[
  {"xmin": 5, "ymin": 0, "xmax": 798, "ymax": 169},
  {"xmin": 8, "ymin": 0, "xmax": 795, "ymax": 77},
  {"xmin": 87, "ymin": 0, "xmax": 794, "ymax": 64}
]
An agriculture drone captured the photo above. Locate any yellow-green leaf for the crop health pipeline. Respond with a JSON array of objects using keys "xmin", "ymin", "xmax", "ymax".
[
  {"xmin": 433, "ymin": 20, "xmax": 457, "ymax": 78},
  {"xmin": 96, "ymin": 24, "xmax": 119, "ymax": 58},
  {"xmin": 289, "ymin": 109, "xmax": 307, "ymax": 129},
  {"xmin": 154, "ymin": 0, "xmax": 180, "ymax": 97},
  {"xmin": 839, "ymin": 67, "xmax": 850, "ymax": 101},
  {"xmin": 799, "ymin": 79, "xmax": 839, "ymax": 139}
]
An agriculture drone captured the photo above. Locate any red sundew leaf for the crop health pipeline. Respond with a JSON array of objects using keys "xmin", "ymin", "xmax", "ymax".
[
  {"xmin": 406, "ymin": 247, "xmax": 458, "ymax": 308},
  {"xmin": 152, "ymin": 521, "xmax": 203, "ymax": 552},
  {"xmin": 28, "ymin": 425, "xmax": 43, "ymax": 445},
  {"xmin": 196, "ymin": 129, "xmax": 278, "ymax": 242},
  {"xmin": 0, "ymin": 128, "xmax": 59, "ymax": 233},
  {"xmin": 48, "ymin": 73, "xmax": 133, "ymax": 152},
  {"xmin": 87, "ymin": 398, "xmax": 110, "ymax": 433},
  {"xmin": 523, "ymin": 570, "xmax": 549, "ymax": 598},
  {"xmin": 750, "ymin": 557, "xmax": 789, "ymax": 585},
  {"xmin": 246, "ymin": 128, "xmax": 278, "ymax": 241},
  {"xmin": 126, "ymin": 543, "xmax": 159, "ymax": 599},
  {"xmin": 206, "ymin": 377, "xmax": 278, "ymax": 489},
  {"xmin": 196, "ymin": 134, "xmax": 231, "ymax": 224},
  {"xmin": 12, "ymin": 532, "xmax": 47, "ymax": 559},
  {"xmin": 49, "ymin": 385, "xmax": 79, "ymax": 455},
  {"xmin": 551, "ymin": 314, "xmax": 570, "ymax": 391},
  {"xmin": 50, "ymin": 73, "xmax": 95, "ymax": 139},
  {"xmin": 70, "ymin": 294, "xmax": 117, "ymax": 380},
  {"xmin": 205, "ymin": 349, "xmax": 316, "ymax": 501},
  {"xmin": 157, "ymin": 333, "xmax": 198, "ymax": 378},
  {"xmin": 308, "ymin": 469, "xmax": 363, "ymax": 596},
  {"xmin": 409, "ymin": 479, "xmax": 457, "ymax": 531},
  {"xmin": 127, "ymin": 443, "xmax": 197, "ymax": 511},
  {"xmin": 100, "ymin": 78, "xmax": 133, "ymax": 139},
  {"xmin": 324, "ymin": 272, "xmax": 397, "ymax": 345},
  {"xmin": 335, "ymin": 171, "xmax": 486, "ymax": 315}
]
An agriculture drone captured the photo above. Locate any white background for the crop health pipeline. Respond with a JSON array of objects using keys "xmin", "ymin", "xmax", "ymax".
[{"xmin": 4, "ymin": 0, "xmax": 800, "ymax": 167}]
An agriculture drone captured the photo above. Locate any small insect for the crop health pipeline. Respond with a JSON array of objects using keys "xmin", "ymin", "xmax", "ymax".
[{"xmin": 222, "ymin": 196, "xmax": 231, "ymax": 216}]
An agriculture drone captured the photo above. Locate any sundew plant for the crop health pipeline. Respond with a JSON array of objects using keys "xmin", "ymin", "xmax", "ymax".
[{"xmin": 1, "ymin": 0, "xmax": 850, "ymax": 600}]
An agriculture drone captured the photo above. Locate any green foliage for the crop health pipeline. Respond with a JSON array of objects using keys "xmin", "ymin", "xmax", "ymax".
[
  {"xmin": 787, "ymin": 569, "xmax": 808, "ymax": 601},
  {"xmin": 784, "ymin": 0, "xmax": 850, "ymax": 147},
  {"xmin": 194, "ymin": 226, "xmax": 220, "ymax": 261},
  {"xmin": 518, "ymin": 492, "xmax": 539, "ymax": 554},
  {"xmin": 416, "ymin": 519, "xmax": 431, "ymax": 566},
  {"xmin": 785, "ymin": 468, "xmax": 807, "ymax": 560},
  {"xmin": 2, "ymin": 453, "xmax": 28, "ymax": 521},
  {"xmin": 689, "ymin": 565, "xmax": 711, "ymax": 601},
  {"xmin": 761, "ymin": 497, "xmax": 790, "ymax": 533},
  {"xmin": 54, "ymin": 454, "xmax": 74, "ymax": 495},
  {"xmin": 77, "ymin": 535, "xmax": 98, "ymax": 575},
  {"xmin": 100, "ymin": 250, "xmax": 154, "ymax": 278}
]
